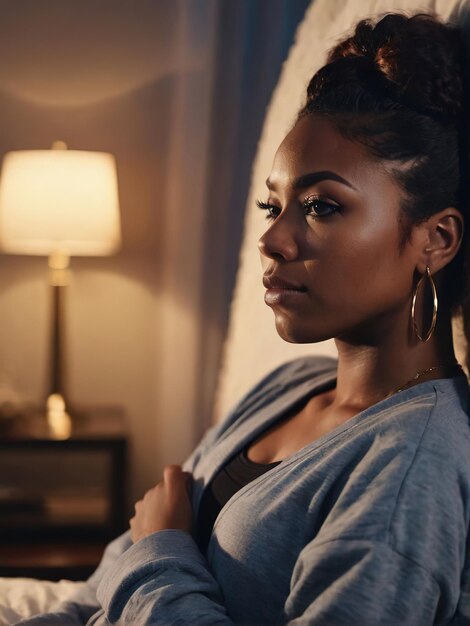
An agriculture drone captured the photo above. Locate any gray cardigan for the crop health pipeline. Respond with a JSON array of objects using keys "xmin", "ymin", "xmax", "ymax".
[{"xmin": 18, "ymin": 356, "xmax": 470, "ymax": 625}]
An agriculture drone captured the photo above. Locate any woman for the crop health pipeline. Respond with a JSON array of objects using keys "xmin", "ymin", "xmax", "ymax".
[{"xmin": 20, "ymin": 10, "xmax": 470, "ymax": 626}]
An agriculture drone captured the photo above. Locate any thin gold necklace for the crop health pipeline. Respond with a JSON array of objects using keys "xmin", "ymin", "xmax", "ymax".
[{"xmin": 386, "ymin": 362, "xmax": 466, "ymax": 398}]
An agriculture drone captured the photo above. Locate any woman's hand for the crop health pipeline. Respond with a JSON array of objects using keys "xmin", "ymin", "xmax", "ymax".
[{"xmin": 130, "ymin": 464, "xmax": 193, "ymax": 543}]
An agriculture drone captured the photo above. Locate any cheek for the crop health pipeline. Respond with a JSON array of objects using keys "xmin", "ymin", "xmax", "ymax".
[{"xmin": 304, "ymin": 221, "xmax": 406, "ymax": 303}]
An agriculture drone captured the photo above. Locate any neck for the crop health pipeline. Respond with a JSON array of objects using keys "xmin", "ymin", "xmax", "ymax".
[{"xmin": 329, "ymin": 312, "xmax": 462, "ymax": 412}]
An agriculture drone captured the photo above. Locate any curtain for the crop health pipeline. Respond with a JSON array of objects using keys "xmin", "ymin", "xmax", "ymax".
[{"xmin": 156, "ymin": 0, "xmax": 311, "ymax": 468}]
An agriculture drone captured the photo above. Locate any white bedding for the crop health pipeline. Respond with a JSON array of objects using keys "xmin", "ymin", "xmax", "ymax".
[{"xmin": 0, "ymin": 578, "xmax": 85, "ymax": 626}]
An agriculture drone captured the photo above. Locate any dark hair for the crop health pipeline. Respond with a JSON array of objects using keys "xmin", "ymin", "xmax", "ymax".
[{"xmin": 297, "ymin": 12, "xmax": 470, "ymax": 371}]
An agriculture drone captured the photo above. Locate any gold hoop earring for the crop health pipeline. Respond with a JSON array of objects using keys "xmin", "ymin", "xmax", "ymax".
[{"xmin": 411, "ymin": 265, "xmax": 438, "ymax": 342}]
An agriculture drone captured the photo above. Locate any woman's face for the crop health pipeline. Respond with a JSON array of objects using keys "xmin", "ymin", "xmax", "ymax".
[{"xmin": 258, "ymin": 113, "xmax": 419, "ymax": 344}]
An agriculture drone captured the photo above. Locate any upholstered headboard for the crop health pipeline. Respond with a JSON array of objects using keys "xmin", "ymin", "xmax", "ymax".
[{"xmin": 214, "ymin": 0, "xmax": 470, "ymax": 422}]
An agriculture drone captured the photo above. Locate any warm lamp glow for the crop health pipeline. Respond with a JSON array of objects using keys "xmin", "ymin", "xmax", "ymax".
[
  {"xmin": 46, "ymin": 393, "xmax": 72, "ymax": 440},
  {"xmin": 0, "ymin": 143, "xmax": 121, "ymax": 418},
  {"xmin": 0, "ymin": 145, "xmax": 121, "ymax": 256}
]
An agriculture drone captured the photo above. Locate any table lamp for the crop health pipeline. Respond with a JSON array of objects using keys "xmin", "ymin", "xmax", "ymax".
[{"xmin": 0, "ymin": 141, "xmax": 121, "ymax": 437}]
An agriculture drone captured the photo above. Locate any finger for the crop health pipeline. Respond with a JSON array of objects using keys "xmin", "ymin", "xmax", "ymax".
[
  {"xmin": 164, "ymin": 466, "xmax": 190, "ymax": 491},
  {"xmin": 164, "ymin": 466, "xmax": 184, "ymax": 493},
  {"xmin": 163, "ymin": 464, "xmax": 183, "ymax": 483},
  {"xmin": 129, "ymin": 517, "xmax": 137, "ymax": 543},
  {"xmin": 143, "ymin": 483, "xmax": 163, "ymax": 502},
  {"xmin": 163, "ymin": 465, "xmax": 193, "ymax": 483},
  {"xmin": 143, "ymin": 488, "xmax": 153, "ymax": 501},
  {"xmin": 164, "ymin": 471, "xmax": 192, "ymax": 504}
]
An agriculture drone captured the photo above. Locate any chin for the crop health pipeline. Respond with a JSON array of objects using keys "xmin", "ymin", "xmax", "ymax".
[{"xmin": 274, "ymin": 316, "xmax": 332, "ymax": 344}]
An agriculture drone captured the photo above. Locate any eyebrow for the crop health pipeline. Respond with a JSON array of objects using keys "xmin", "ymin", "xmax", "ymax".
[{"xmin": 265, "ymin": 170, "xmax": 357, "ymax": 192}]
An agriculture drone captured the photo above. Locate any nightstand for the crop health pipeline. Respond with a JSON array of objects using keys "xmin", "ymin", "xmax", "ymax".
[{"xmin": 0, "ymin": 407, "xmax": 128, "ymax": 580}]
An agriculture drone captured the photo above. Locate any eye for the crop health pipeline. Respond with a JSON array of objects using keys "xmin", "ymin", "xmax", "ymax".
[
  {"xmin": 256, "ymin": 196, "xmax": 341, "ymax": 221},
  {"xmin": 303, "ymin": 195, "xmax": 341, "ymax": 219},
  {"xmin": 256, "ymin": 199, "xmax": 281, "ymax": 221}
]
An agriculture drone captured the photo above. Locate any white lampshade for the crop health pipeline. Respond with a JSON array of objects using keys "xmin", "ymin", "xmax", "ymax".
[{"xmin": 0, "ymin": 145, "xmax": 121, "ymax": 256}]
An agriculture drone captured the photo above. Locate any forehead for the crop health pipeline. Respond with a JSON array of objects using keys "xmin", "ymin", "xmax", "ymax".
[{"xmin": 270, "ymin": 114, "xmax": 391, "ymax": 192}]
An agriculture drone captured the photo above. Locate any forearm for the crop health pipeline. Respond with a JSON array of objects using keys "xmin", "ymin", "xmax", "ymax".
[{"xmin": 96, "ymin": 530, "xmax": 233, "ymax": 625}]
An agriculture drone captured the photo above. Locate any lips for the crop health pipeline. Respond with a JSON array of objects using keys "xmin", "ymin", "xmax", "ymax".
[
  {"xmin": 262, "ymin": 276, "xmax": 307, "ymax": 292},
  {"xmin": 262, "ymin": 275, "xmax": 308, "ymax": 307}
]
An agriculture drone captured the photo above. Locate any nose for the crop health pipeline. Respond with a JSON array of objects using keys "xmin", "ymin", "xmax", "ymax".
[{"xmin": 258, "ymin": 211, "xmax": 299, "ymax": 262}]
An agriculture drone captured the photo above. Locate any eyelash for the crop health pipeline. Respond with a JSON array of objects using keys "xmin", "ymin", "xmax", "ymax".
[{"xmin": 255, "ymin": 195, "xmax": 341, "ymax": 221}]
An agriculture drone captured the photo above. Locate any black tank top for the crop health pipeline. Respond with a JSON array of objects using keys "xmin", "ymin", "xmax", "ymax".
[{"xmin": 195, "ymin": 446, "xmax": 281, "ymax": 554}]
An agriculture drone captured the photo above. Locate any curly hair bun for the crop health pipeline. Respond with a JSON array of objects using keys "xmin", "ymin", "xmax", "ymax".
[{"xmin": 327, "ymin": 12, "xmax": 466, "ymax": 122}]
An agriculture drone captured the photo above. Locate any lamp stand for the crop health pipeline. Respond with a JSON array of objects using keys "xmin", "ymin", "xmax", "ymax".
[{"xmin": 47, "ymin": 252, "xmax": 72, "ymax": 439}]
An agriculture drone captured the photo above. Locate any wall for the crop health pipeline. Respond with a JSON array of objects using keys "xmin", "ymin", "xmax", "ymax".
[{"xmin": 0, "ymin": 0, "xmax": 214, "ymax": 509}]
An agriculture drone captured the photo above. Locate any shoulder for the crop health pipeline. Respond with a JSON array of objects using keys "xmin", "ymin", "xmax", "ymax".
[
  {"xmin": 389, "ymin": 377, "xmax": 470, "ymax": 490},
  {"xmin": 377, "ymin": 378, "xmax": 470, "ymax": 605},
  {"xmin": 225, "ymin": 354, "xmax": 337, "ymax": 419},
  {"xmin": 396, "ymin": 377, "xmax": 470, "ymax": 512},
  {"xmin": 363, "ymin": 376, "xmax": 470, "ymax": 466},
  {"xmin": 224, "ymin": 355, "xmax": 337, "ymax": 434},
  {"xmin": 185, "ymin": 355, "xmax": 338, "ymax": 470},
  {"xmin": 383, "ymin": 378, "xmax": 470, "ymax": 575},
  {"xmin": 314, "ymin": 379, "xmax": 470, "ymax": 584},
  {"xmin": 376, "ymin": 378, "xmax": 470, "ymax": 500},
  {"xmin": 318, "ymin": 378, "xmax": 470, "ymax": 539}
]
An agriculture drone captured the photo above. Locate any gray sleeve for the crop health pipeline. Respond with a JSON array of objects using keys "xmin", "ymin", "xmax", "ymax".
[
  {"xmin": 283, "ymin": 537, "xmax": 441, "ymax": 625},
  {"xmin": 91, "ymin": 407, "xmax": 463, "ymax": 624},
  {"xmin": 85, "ymin": 533, "xmax": 442, "ymax": 626},
  {"xmin": 93, "ymin": 530, "xmax": 232, "ymax": 626},
  {"xmin": 11, "ymin": 400, "xmax": 237, "ymax": 626},
  {"xmin": 11, "ymin": 392, "xmax": 235, "ymax": 626}
]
